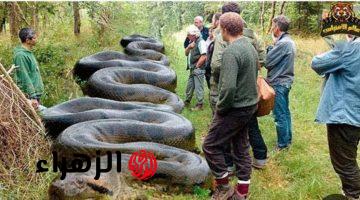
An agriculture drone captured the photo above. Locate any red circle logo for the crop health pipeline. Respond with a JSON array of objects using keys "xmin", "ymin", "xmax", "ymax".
[{"xmin": 128, "ymin": 149, "xmax": 157, "ymax": 180}]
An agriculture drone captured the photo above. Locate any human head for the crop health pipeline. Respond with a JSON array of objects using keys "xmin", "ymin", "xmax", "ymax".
[
  {"xmin": 194, "ymin": 16, "xmax": 204, "ymax": 30},
  {"xmin": 271, "ymin": 15, "xmax": 290, "ymax": 38},
  {"xmin": 211, "ymin": 13, "xmax": 222, "ymax": 28},
  {"xmin": 19, "ymin": 28, "xmax": 37, "ymax": 48},
  {"xmin": 222, "ymin": 2, "xmax": 242, "ymax": 14},
  {"xmin": 187, "ymin": 25, "xmax": 201, "ymax": 42},
  {"xmin": 219, "ymin": 12, "xmax": 244, "ymax": 42}
]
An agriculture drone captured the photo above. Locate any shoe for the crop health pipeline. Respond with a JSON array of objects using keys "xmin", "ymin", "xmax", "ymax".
[
  {"xmin": 273, "ymin": 145, "xmax": 290, "ymax": 152},
  {"xmin": 231, "ymin": 189, "xmax": 248, "ymax": 200},
  {"xmin": 211, "ymin": 185, "xmax": 235, "ymax": 200},
  {"xmin": 252, "ymin": 158, "xmax": 267, "ymax": 169},
  {"xmin": 227, "ymin": 166, "xmax": 235, "ymax": 177},
  {"xmin": 191, "ymin": 103, "xmax": 203, "ymax": 111},
  {"xmin": 342, "ymin": 190, "xmax": 360, "ymax": 200}
]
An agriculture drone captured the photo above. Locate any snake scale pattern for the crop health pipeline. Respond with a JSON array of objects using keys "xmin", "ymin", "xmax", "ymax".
[{"xmin": 43, "ymin": 35, "xmax": 210, "ymax": 199}]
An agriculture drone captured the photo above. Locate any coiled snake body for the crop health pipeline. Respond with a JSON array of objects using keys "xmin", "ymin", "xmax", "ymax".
[{"xmin": 43, "ymin": 35, "xmax": 210, "ymax": 199}]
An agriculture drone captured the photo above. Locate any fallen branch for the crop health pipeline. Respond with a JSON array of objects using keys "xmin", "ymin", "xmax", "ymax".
[{"xmin": 0, "ymin": 62, "xmax": 43, "ymax": 129}]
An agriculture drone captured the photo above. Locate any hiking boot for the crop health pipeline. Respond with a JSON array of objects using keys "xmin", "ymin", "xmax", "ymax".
[
  {"xmin": 211, "ymin": 185, "xmax": 235, "ymax": 200},
  {"xmin": 227, "ymin": 166, "xmax": 235, "ymax": 177},
  {"xmin": 232, "ymin": 182, "xmax": 249, "ymax": 200},
  {"xmin": 191, "ymin": 103, "xmax": 203, "ymax": 111},
  {"xmin": 231, "ymin": 189, "xmax": 248, "ymax": 200},
  {"xmin": 252, "ymin": 158, "xmax": 267, "ymax": 169}
]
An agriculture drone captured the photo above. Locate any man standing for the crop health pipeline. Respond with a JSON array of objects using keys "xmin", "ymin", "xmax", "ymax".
[
  {"xmin": 312, "ymin": 35, "xmax": 360, "ymax": 200},
  {"xmin": 13, "ymin": 28, "xmax": 44, "ymax": 109},
  {"xmin": 265, "ymin": 15, "xmax": 296, "ymax": 150},
  {"xmin": 203, "ymin": 12, "xmax": 258, "ymax": 200},
  {"xmin": 184, "ymin": 25, "xmax": 207, "ymax": 111},
  {"xmin": 210, "ymin": 2, "xmax": 268, "ymax": 171},
  {"xmin": 184, "ymin": 16, "xmax": 209, "ymax": 49}
]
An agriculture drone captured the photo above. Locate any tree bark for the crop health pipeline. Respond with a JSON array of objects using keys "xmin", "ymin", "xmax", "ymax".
[
  {"xmin": 73, "ymin": 2, "xmax": 81, "ymax": 36},
  {"xmin": 31, "ymin": 3, "xmax": 39, "ymax": 29},
  {"xmin": 260, "ymin": 1, "xmax": 266, "ymax": 33},
  {"xmin": 279, "ymin": 1, "xmax": 286, "ymax": 15},
  {"xmin": 7, "ymin": 2, "xmax": 19, "ymax": 41},
  {"xmin": 267, "ymin": 1, "xmax": 277, "ymax": 33}
]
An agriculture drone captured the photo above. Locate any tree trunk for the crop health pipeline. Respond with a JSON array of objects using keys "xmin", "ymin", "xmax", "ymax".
[
  {"xmin": 279, "ymin": 1, "xmax": 286, "ymax": 15},
  {"xmin": 260, "ymin": 1, "xmax": 266, "ymax": 33},
  {"xmin": 31, "ymin": 3, "xmax": 39, "ymax": 29},
  {"xmin": 7, "ymin": 2, "xmax": 19, "ymax": 41},
  {"xmin": 267, "ymin": 1, "xmax": 277, "ymax": 33},
  {"xmin": 73, "ymin": 2, "xmax": 81, "ymax": 36},
  {"xmin": 0, "ymin": 18, "xmax": 5, "ymax": 33}
]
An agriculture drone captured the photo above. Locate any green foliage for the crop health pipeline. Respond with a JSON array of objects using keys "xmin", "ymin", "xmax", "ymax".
[{"xmin": 193, "ymin": 185, "xmax": 211, "ymax": 199}]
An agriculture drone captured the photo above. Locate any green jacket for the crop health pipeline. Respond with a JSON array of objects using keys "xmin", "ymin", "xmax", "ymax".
[
  {"xmin": 13, "ymin": 45, "xmax": 44, "ymax": 99},
  {"xmin": 216, "ymin": 37, "xmax": 259, "ymax": 114},
  {"xmin": 210, "ymin": 26, "xmax": 265, "ymax": 90}
]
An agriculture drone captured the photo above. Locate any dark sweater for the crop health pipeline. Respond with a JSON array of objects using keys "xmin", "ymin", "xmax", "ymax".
[{"xmin": 216, "ymin": 37, "xmax": 258, "ymax": 114}]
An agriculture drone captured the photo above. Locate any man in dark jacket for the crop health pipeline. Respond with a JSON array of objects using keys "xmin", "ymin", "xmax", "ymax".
[
  {"xmin": 13, "ymin": 28, "xmax": 44, "ymax": 109},
  {"xmin": 265, "ymin": 15, "xmax": 296, "ymax": 150}
]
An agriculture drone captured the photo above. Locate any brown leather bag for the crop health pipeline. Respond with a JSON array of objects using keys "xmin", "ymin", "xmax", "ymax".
[{"xmin": 257, "ymin": 76, "xmax": 275, "ymax": 117}]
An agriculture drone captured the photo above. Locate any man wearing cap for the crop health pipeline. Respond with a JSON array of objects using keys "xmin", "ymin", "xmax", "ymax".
[{"xmin": 184, "ymin": 25, "xmax": 207, "ymax": 111}]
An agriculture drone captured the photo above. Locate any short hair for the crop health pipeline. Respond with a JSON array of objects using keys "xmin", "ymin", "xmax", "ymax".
[
  {"xmin": 220, "ymin": 12, "xmax": 244, "ymax": 37},
  {"xmin": 273, "ymin": 15, "xmax": 290, "ymax": 32},
  {"xmin": 194, "ymin": 16, "xmax": 204, "ymax": 22},
  {"xmin": 187, "ymin": 25, "xmax": 201, "ymax": 37},
  {"xmin": 213, "ymin": 13, "xmax": 221, "ymax": 21},
  {"xmin": 19, "ymin": 28, "xmax": 36, "ymax": 43},
  {"xmin": 222, "ymin": 2, "xmax": 242, "ymax": 14}
]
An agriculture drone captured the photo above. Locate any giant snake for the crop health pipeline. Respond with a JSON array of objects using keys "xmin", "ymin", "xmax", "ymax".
[{"xmin": 43, "ymin": 35, "xmax": 210, "ymax": 199}]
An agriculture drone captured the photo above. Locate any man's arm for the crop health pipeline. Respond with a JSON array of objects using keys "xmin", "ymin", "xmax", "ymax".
[
  {"xmin": 265, "ymin": 42, "xmax": 289, "ymax": 70},
  {"xmin": 311, "ymin": 48, "xmax": 346, "ymax": 76},
  {"xmin": 216, "ymin": 51, "xmax": 238, "ymax": 114},
  {"xmin": 196, "ymin": 39, "xmax": 207, "ymax": 68},
  {"xmin": 210, "ymin": 34, "xmax": 227, "ymax": 83},
  {"xmin": 184, "ymin": 38, "xmax": 190, "ymax": 49},
  {"xmin": 13, "ymin": 55, "xmax": 36, "ymax": 98},
  {"xmin": 196, "ymin": 55, "xmax": 207, "ymax": 68}
]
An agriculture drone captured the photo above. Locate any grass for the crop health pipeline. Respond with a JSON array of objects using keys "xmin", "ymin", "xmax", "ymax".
[{"xmin": 0, "ymin": 25, "xmax": 359, "ymax": 199}]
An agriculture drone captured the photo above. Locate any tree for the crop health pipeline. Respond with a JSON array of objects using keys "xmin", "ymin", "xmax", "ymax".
[
  {"xmin": 267, "ymin": 1, "xmax": 277, "ymax": 33},
  {"xmin": 7, "ymin": 2, "xmax": 19, "ymax": 41},
  {"xmin": 260, "ymin": 1, "xmax": 266, "ymax": 33},
  {"xmin": 279, "ymin": 1, "xmax": 286, "ymax": 15},
  {"xmin": 73, "ymin": 2, "xmax": 80, "ymax": 36}
]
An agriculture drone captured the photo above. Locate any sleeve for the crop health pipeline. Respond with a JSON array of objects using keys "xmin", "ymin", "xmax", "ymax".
[
  {"xmin": 254, "ymin": 38, "xmax": 266, "ymax": 67},
  {"xmin": 311, "ymin": 48, "xmax": 347, "ymax": 76},
  {"xmin": 184, "ymin": 38, "xmax": 190, "ymax": 49},
  {"xmin": 210, "ymin": 35, "xmax": 227, "ymax": 83},
  {"xmin": 216, "ymin": 51, "xmax": 238, "ymax": 114},
  {"xmin": 13, "ymin": 55, "xmax": 36, "ymax": 98},
  {"xmin": 198, "ymin": 40, "xmax": 207, "ymax": 55},
  {"xmin": 265, "ymin": 42, "xmax": 290, "ymax": 70}
]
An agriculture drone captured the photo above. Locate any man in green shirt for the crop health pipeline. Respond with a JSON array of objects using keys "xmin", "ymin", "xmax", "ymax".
[
  {"xmin": 184, "ymin": 25, "xmax": 207, "ymax": 111},
  {"xmin": 13, "ymin": 28, "xmax": 44, "ymax": 109},
  {"xmin": 203, "ymin": 12, "xmax": 258, "ymax": 200}
]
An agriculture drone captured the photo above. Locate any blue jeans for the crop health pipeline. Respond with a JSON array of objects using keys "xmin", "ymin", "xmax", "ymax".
[{"xmin": 273, "ymin": 85, "xmax": 292, "ymax": 148}]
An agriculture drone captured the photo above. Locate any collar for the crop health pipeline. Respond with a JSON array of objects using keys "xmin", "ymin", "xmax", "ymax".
[{"xmin": 277, "ymin": 32, "xmax": 288, "ymax": 42}]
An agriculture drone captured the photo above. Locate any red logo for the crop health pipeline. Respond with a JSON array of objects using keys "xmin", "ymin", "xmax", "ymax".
[{"xmin": 128, "ymin": 149, "xmax": 157, "ymax": 180}]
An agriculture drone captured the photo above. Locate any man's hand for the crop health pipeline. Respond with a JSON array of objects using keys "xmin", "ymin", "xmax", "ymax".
[
  {"xmin": 29, "ymin": 99, "xmax": 39, "ymax": 109},
  {"xmin": 188, "ymin": 42, "xmax": 196, "ymax": 49}
]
